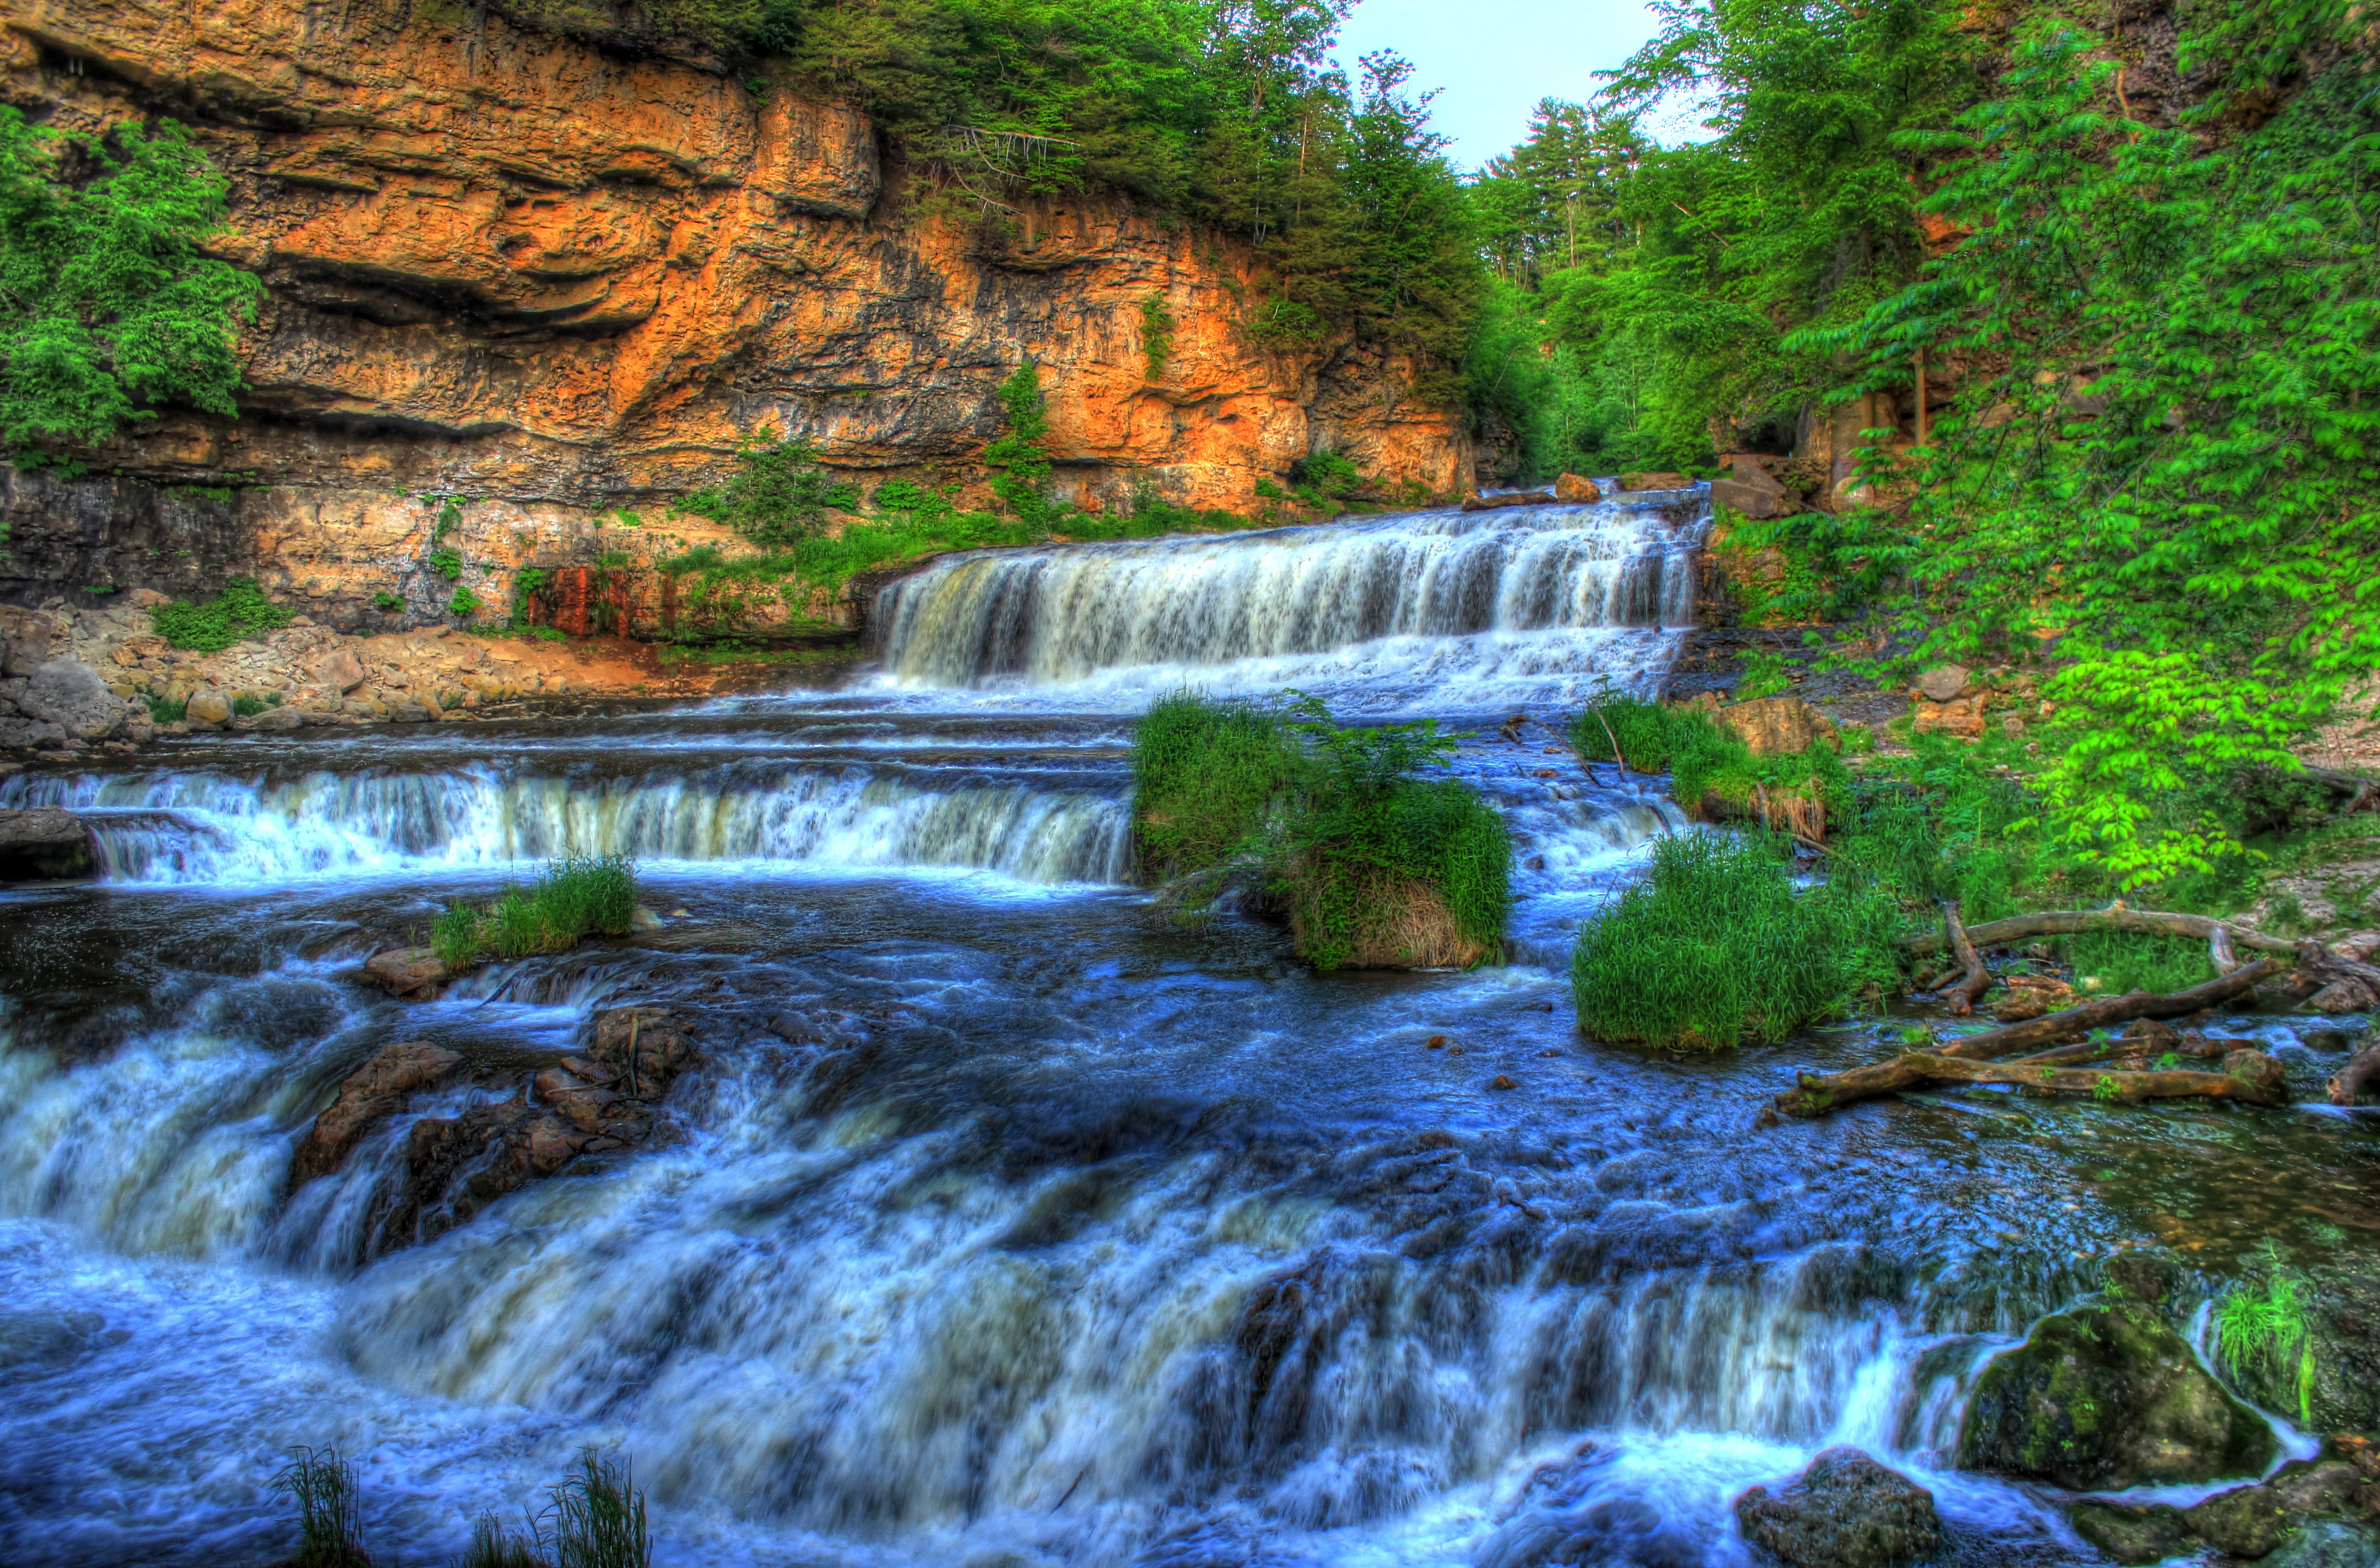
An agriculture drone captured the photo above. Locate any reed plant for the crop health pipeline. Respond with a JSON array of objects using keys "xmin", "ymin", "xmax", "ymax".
[
  {"xmin": 1571, "ymin": 830, "xmax": 1901, "ymax": 1049},
  {"xmin": 459, "ymin": 1512, "xmax": 543, "ymax": 1568},
  {"xmin": 271, "ymin": 1445, "xmax": 369, "ymax": 1568},
  {"xmin": 430, "ymin": 856, "xmax": 637, "ymax": 970},
  {"xmin": 539, "ymin": 1450, "xmax": 650, "ymax": 1568}
]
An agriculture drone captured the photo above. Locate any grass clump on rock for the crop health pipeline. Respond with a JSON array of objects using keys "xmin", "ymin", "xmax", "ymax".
[
  {"xmin": 1130, "ymin": 692, "xmax": 1512, "ymax": 970},
  {"xmin": 149, "ymin": 575, "xmax": 295, "ymax": 652},
  {"xmin": 1572, "ymin": 831, "xmax": 1899, "ymax": 1049},
  {"xmin": 431, "ymin": 854, "xmax": 637, "ymax": 970}
]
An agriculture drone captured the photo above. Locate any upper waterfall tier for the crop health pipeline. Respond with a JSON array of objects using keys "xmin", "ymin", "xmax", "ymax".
[{"xmin": 870, "ymin": 498, "xmax": 1705, "ymax": 707}]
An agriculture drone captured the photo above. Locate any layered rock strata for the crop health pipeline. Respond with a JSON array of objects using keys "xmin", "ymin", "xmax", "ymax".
[{"xmin": 0, "ymin": 0, "xmax": 1470, "ymax": 625}]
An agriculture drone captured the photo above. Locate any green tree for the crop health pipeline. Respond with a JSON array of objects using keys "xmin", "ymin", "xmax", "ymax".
[
  {"xmin": 983, "ymin": 361, "xmax": 1053, "ymax": 524},
  {"xmin": 0, "ymin": 110, "xmax": 264, "ymax": 455}
]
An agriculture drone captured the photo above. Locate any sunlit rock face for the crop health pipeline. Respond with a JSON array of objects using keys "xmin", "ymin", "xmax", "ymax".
[{"xmin": 0, "ymin": 0, "xmax": 1470, "ymax": 613}]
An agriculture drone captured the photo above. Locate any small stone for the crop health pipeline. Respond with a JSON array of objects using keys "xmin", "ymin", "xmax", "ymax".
[
  {"xmin": 363, "ymin": 945, "xmax": 450, "ymax": 998},
  {"xmin": 1553, "ymin": 472, "xmax": 1602, "ymax": 504},
  {"xmin": 185, "ymin": 687, "xmax": 231, "ymax": 726},
  {"xmin": 1487, "ymin": 1074, "xmax": 1516, "ymax": 1090},
  {"xmin": 1425, "ymin": 1035, "xmax": 1446, "ymax": 1049},
  {"xmin": 630, "ymin": 904, "xmax": 664, "ymax": 931},
  {"xmin": 314, "ymin": 647, "xmax": 367, "ymax": 693}
]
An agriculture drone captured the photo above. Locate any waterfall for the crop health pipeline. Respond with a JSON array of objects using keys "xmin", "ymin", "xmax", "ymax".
[
  {"xmin": 0, "ymin": 763, "xmax": 1131, "ymax": 887},
  {"xmin": 871, "ymin": 499, "xmax": 1704, "ymax": 710}
]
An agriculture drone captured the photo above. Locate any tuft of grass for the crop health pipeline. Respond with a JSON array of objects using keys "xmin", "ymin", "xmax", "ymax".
[
  {"xmin": 2214, "ymin": 1262, "xmax": 2316, "ymax": 1425},
  {"xmin": 1569, "ymin": 692, "xmax": 1696, "ymax": 773},
  {"xmin": 1130, "ymin": 692, "xmax": 1512, "ymax": 968},
  {"xmin": 271, "ymin": 1445, "xmax": 368, "ymax": 1568},
  {"xmin": 147, "ymin": 694, "xmax": 187, "ymax": 724},
  {"xmin": 2061, "ymin": 926, "xmax": 2214, "ymax": 996},
  {"xmin": 459, "ymin": 1513, "xmax": 541, "ymax": 1568},
  {"xmin": 540, "ymin": 1450, "xmax": 650, "ymax": 1568},
  {"xmin": 431, "ymin": 856, "xmax": 637, "ymax": 970},
  {"xmin": 1572, "ymin": 831, "xmax": 1901, "ymax": 1049},
  {"xmin": 150, "ymin": 576, "xmax": 295, "ymax": 652}
]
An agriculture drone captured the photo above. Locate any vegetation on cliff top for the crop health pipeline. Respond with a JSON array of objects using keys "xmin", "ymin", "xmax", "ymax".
[
  {"xmin": 1133, "ymin": 692, "xmax": 1511, "ymax": 970},
  {"xmin": 1481, "ymin": 0, "xmax": 2379, "ymax": 886},
  {"xmin": 0, "ymin": 110, "xmax": 263, "ymax": 457}
]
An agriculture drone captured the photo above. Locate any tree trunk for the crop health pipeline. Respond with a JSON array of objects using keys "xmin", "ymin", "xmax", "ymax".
[
  {"xmin": 1941, "ymin": 901, "xmax": 1992, "ymax": 1015},
  {"xmin": 2329, "ymin": 1032, "xmax": 2380, "ymax": 1106},
  {"xmin": 1900, "ymin": 906, "xmax": 2298, "ymax": 960},
  {"xmin": 1892, "ymin": 1051, "xmax": 2283, "ymax": 1106}
]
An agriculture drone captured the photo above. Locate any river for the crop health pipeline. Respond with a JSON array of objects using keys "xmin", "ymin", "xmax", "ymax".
[{"xmin": 1, "ymin": 494, "xmax": 2372, "ymax": 1567}]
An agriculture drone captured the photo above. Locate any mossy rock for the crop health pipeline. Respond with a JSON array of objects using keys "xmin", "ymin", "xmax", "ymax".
[
  {"xmin": 2227, "ymin": 1259, "xmax": 2380, "ymax": 1435},
  {"xmin": 2068, "ymin": 1501, "xmax": 2192, "ymax": 1566},
  {"xmin": 1955, "ymin": 1302, "xmax": 2276, "ymax": 1489}
]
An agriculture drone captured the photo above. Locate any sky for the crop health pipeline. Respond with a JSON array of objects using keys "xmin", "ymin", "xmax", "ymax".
[{"xmin": 1329, "ymin": 0, "xmax": 1699, "ymax": 170}]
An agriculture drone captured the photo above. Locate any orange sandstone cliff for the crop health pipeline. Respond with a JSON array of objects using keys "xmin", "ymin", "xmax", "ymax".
[{"xmin": 0, "ymin": 0, "xmax": 1472, "ymax": 631}]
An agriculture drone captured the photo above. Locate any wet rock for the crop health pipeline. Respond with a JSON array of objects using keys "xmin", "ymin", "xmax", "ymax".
[
  {"xmin": 591, "ymin": 1005, "xmax": 695, "ymax": 1092},
  {"xmin": 630, "ymin": 903, "xmax": 664, "ymax": 931},
  {"xmin": 2306, "ymin": 978, "xmax": 2379, "ymax": 1013},
  {"xmin": 1553, "ymin": 472, "xmax": 1603, "ymax": 504},
  {"xmin": 1956, "ymin": 1301, "xmax": 2276, "ymax": 1489},
  {"xmin": 0, "ymin": 1308, "xmax": 125, "ymax": 1377},
  {"xmin": 2102, "ymin": 1246, "xmax": 2184, "ymax": 1305},
  {"xmin": 0, "ymin": 806, "xmax": 94, "ymax": 882},
  {"xmin": 289, "ymin": 1041, "xmax": 462, "ymax": 1187},
  {"xmin": 363, "ymin": 945, "xmax": 450, "ymax": 999},
  {"xmin": 1617, "ymin": 471, "xmax": 1689, "ymax": 491},
  {"xmin": 1731, "ymin": 1448, "xmax": 1944, "ymax": 1568},
  {"xmin": 1714, "ymin": 696, "xmax": 1837, "ymax": 758},
  {"xmin": 2264, "ymin": 1521, "xmax": 2380, "ymax": 1568},
  {"xmin": 2120, "ymin": 1017, "xmax": 2183, "ymax": 1047},
  {"xmin": 18, "ymin": 658, "xmax": 123, "ymax": 740},
  {"xmin": 1992, "ymin": 974, "xmax": 2076, "ymax": 1023},
  {"xmin": 1461, "ymin": 489, "xmax": 1553, "ymax": 512},
  {"xmin": 2186, "ymin": 1480, "xmax": 2304, "ymax": 1558},
  {"xmin": 2068, "ymin": 1500, "xmax": 2192, "ymax": 1565},
  {"xmin": 2223, "ymin": 1047, "xmax": 2289, "ymax": 1097}
]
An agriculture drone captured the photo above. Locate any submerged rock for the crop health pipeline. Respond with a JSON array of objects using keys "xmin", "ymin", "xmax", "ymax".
[
  {"xmin": 1955, "ymin": 1301, "xmax": 2275, "ymax": 1489},
  {"xmin": 0, "ymin": 806, "xmax": 93, "ymax": 882},
  {"xmin": 2068, "ymin": 1500, "xmax": 2193, "ymax": 1565},
  {"xmin": 2263, "ymin": 1521, "xmax": 2380, "ymax": 1568},
  {"xmin": 1731, "ymin": 1447, "xmax": 1944, "ymax": 1568}
]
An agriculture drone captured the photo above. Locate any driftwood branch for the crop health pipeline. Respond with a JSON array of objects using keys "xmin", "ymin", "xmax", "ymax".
[
  {"xmin": 1893, "ymin": 1052, "xmax": 2283, "ymax": 1106},
  {"xmin": 1767, "ymin": 958, "xmax": 2280, "ymax": 1120},
  {"xmin": 1941, "ymin": 901, "xmax": 1992, "ymax": 1015},
  {"xmin": 1900, "ymin": 906, "xmax": 2298, "ymax": 959}
]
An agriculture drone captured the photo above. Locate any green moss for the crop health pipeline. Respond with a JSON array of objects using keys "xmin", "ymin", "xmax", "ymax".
[{"xmin": 149, "ymin": 576, "xmax": 294, "ymax": 652}]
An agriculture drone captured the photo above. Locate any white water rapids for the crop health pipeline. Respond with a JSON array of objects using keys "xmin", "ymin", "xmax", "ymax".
[{"xmin": 0, "ymin": 494, "xmax": 2285, "ymax": 1567}]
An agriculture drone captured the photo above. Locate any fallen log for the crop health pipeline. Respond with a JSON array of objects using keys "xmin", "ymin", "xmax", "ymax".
[
  {"xmin": 1900, "ymin": 906, "xmax": 2297, "ymax": 960},
  {"xmin": 1766, "ymin": 958, "xmax": 2280, "ymax": 1119},
  {"xmin": 2332, "ymin": 1031, "xmax": 2380, "ymax": 1107},
  {"xmin": 1890, "ymin": 1052, "xmax": 2284, "ymax": 1106},
  {"xmin": 1941, "ymin": 901, "xmax": 1992, "ymax": 1015}
]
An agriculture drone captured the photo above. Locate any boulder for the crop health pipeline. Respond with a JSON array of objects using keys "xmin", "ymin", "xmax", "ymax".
[
  {"xmin": 230, "ymin": 705, "xmax": 307, "ymax": 733},
  {"xmin": 363, "ymin": 946, "xmax": 450, "ymax": 999},
  {"xmin": 2180, "ymin": 1460, "xmax": 2364, "ymax": 1559},
  {"xmin": 1918, "ymin": 665, "xmax": 1971, "ymax": 701},
  {"xmin": 1731, "ymin": 1448, "xmax": 1944, "ymax": 1568},
  {"xmin": 1711, "ymin": 477, "xmax": 1795, "ymax": 519},
  {"xmin": 1715, "ymin": 695, "xmax": 1836, "ymax": 757},
  {"xmin": 184, "ymin": 687, "xmax": 232, "ymax": 727},
  {"xmin": 2068, "ymin": 1500, "xmax": 2193, "ymax": 1565},
  {"xmin": 0, "ymin": 607, "xmax": 58, "ymax": 678},
  {"xmin": 2222, "ymin": 1047, "xmax": 2289, "ymax": 1097},
  {"xmin": 1617, "ymin": 471, "xmax": 1689, "ymax": 491},
  {"xmin": 289, "ymin": 1041, "xmax": 463, "ymax": 1188},
  {"xmin": 0, "ymin": 806, "xmax": 95, "ymax": 882},
  {"xmin": 314, "ymin": 647, "xmax": 368, "ymax": 693},
  {"xmin": 18, "ymin": 659, "xmax": 123, "ymax": 740},
  {"xmin": 1554, "ymin": 472, "xmax": 1603, "ymax": 504},
  {"xmin": 1728, "ymin": 454, "xmax": 1790, "ymax": 494},
  {"xmin": 1956, "ymin": 1301, "xmax": 2277, "ymax": 1489},
  {"xmin": 1912, "ymin": 694, "xmax": 1987, "ymax": 739}
]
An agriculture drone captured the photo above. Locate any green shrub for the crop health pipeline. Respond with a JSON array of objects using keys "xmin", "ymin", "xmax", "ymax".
[
  {"xmin": 428, "ymin": 548, "xmax": 463, "ymax": 581},
  {"xmin": 1572, "ymin": 830, "xmax": 1901, "ymax": 1049},
  {"xmin": 1140, "ymin": 293, "xmax": 1175, "ymax": 381},
  {"xmin": 373, "ymin": 590, "xmax": 403, "ymax": 612},
  {"xmin": 149, "ymin": 576, "xmax": 294, "ymax": 652},
  {"xmin": 146, "ymin": 694, "xmax": 186, "ymax": 723},
  {"xmin": 230, "ymin": 694, "xmax": 267, "ymax": 717},
  {"xmin": 450, "ymin": 586, "xmax": 483, "ymax": 618},
  {"xmin": 680, "ymin": 427, "xmax": 860, "ymax": 544},
  {"xmin": 1569, "ymin": 692, "xmax": 1704, "ymax": 773},
  {"xmin": 1130, "ymin": 692, "xmax": 1512, "ymax": 969},
  {"xmin": 1132, "ymin": 692, "xmax": 1305, "ymax": 880},
  {"xmin": 431, "ymin": 855, "xmax": 637, "ymax": 970}
]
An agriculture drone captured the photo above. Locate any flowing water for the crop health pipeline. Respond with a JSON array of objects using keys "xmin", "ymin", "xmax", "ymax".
[{"xmin": 1, "ymin": 497, "xmax": 2374, "ymax": 1568}]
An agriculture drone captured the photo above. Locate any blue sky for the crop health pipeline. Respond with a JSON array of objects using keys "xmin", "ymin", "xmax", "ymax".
[{"xmin": 1330, "ymin": 0, "xmax": 1699, "ymax": 169}]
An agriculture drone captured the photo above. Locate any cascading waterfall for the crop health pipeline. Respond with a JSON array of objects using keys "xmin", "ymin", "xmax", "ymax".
[
  {"xmin": 2, "ymin": 490, "xmax": 2294, "ymax": 1568},
  {"xmin": 870, "ymin": 498, "xmax": 1704, "ymax": 711}
]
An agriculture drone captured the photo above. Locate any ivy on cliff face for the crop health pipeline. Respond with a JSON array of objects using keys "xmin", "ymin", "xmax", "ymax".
[{"xmin": 0, "ymin": 110, "xmax": 264, "ymax": 455}]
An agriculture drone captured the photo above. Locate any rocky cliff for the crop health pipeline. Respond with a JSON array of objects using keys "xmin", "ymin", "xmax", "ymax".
[{"xmin": 0, "ymin": 0, "xmax": 1472, "ymax": 625}]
